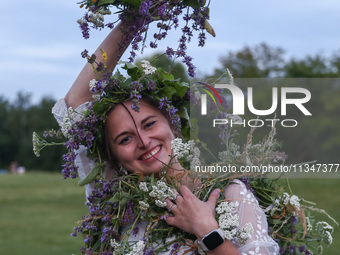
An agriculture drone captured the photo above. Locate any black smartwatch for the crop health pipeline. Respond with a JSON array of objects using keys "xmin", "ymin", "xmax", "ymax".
[{"xmin": 197, "ymin": 228, "xmax": 225, "ymax": 251}]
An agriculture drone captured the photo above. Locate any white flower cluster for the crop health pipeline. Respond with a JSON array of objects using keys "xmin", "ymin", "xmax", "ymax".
[
  {"xmin": 281, "ymin": 192, "xmax": 301, "ymax": 210},
  {"xmin": 141, "ymin": 60, "xmax": 157, "ymax": 75},
  {"xmin": 216, "ymin": 201, "xmax": 253, "ymax": 245},
  {"xmin": 237, "ymin": 223, "xmax": 254, "ymax": 244},
  {"xmin": 219, "ymin": 142, "xmax": 241, "ymax": 162},
  {"xmin": 171, "ymin": 138, "xmax": 194, "ymax": 158},
  {"xmin": 32, "ymin": 132, "xmax": 45, "ymax": 157},
  {"xmin": 171, "ymin": 138, "xmax": 200, "ymax": 170},
  {"xmin": 139, "ymin": 201, "xmax": 150, "ymax": 211},
  {"xmin": 89, "ymin": 78, "xmax": 108, "ymax": 99},
  {"xmin": 139, "ymin": 182, "xmax": 149, "ymax": 192},
  {"xmin": 306, "ymin": 217, "xmax": 313, "ymax": 232},
  {"xmin": 149, "ymin": 180, "xmax": 176, "ymax": 203},
  {"xmin": 61, "ymin": 107, "xmax": 76, "ymax": 139},
  {"xmin": 139, "ymin": 180, "xmax": 176, "ymax": 208},
  {"xmin": 226, "ymin": 114, "xmax": 243, "ymax": 123},
  {"xmin": 89, "ymin": 79, "xmax": 97, "ymax": 90},
  {"xmin": 316, "ymin": 221, "xmax": 334, "ymax": 245},
  {"xmin": 111, "ymin": 239, "xmax": 121, "ymax": 255},
  {"xmin": 126, "ymin": 240, "xmax": 146, "ymax": 255}
]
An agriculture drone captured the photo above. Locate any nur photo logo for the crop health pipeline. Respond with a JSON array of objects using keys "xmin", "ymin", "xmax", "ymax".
[{"xmin": 198, "ymin": 80, "xmax": 312, "ymax": 128}]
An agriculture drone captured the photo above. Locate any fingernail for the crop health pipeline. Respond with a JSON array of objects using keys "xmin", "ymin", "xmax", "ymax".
[{"xmin": 214, "ymin": 189, "xmax": 221, "ymax": 195}]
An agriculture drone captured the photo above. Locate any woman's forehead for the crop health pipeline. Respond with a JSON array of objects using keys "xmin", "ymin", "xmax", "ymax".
[{"xmin": 107, "ymin": 101, "xmax": 163, "ymax": 128}]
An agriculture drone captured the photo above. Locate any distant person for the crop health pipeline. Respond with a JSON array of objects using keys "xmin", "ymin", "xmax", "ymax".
[{"xmin": 8, "ymin": 161, "xmax": 18, "ymax": 174}]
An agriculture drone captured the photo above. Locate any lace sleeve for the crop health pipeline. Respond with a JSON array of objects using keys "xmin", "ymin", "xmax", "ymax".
[
  {"xmin": 52, "ymin": 98, "xmax": 96, "ymax": 198},
  {"xmin": 224, "ymin": 179, "xmax": 279, "ymax": 255}
]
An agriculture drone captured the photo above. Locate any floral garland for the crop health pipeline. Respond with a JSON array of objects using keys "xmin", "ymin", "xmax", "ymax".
[
  {"xmin": 76, "ymin": 0, "xmax": 215, "ymax": 77},
  {"xmin": 65, "ymin": 134, "xmax": 337, "ymax": 255},
  {"xmin": 34, "ymin": 113, "xmax": 338, "ymax": 255}
]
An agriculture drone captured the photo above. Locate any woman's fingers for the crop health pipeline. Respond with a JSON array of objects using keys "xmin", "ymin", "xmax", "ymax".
[
  {"xmin": 206, "ymin": 188, "xmax": 221, "ymax": 208},
  {"xmin": 165, "ymin": 198, "xmax": 178, "ymax": 214},
  {"xmin": 164, "ymin": 186, "xmax": 220, "ymax": 236}
]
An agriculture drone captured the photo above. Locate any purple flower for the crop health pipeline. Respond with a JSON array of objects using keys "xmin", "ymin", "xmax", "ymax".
[
  {"xmin": 160, "ymin": 213, "xmax": 169, "ymax": 220},
  {"xmin": 290, "ymin": 216, "xmax": 299, "ymax": 225},
  {"xmin": 139, "ymin": 0, "xmax": 152, "ymax": 15},
  {"xmin": 289, "ymin": 244, "xmax": 296, "ymax": 254},
  {"xmin": 147, "ymin": 80, "xmax": 156, "ymax": 90},
  {"xmin": 132, "ymin": 226, "xmax": 139, "ymax": 237},
  {"xmin": 79, "ymin": 21, "xmax": 90, "ymax": 39},
  {"xmin": 166, "ymin": 47, "xmax": 175, "ymax": 59},
  {"xmin": 299, "ymin": 245, "xmax": 306, "ymax": 252},
  {"xmin": 167, "ymin": 105, "xmax": 179, "ymax": 116},
  {"xmin": 84, "ymin": 235, "xmax": 93, "ymax": 244},
  {"xmin": 81, "ymin": 49, "xmax": 89, "ymax": 58},
  {"xmin": 279, "ymin": 246, "xmax": 285, "ymax": 254},
  {"xmin": 290, "ymin": 227, "xmax": 297, "ymax": 235},
  {"xmin": 159, "ymin": 97, "xmax": 171, "ymax": 110},
  {"xmin": 158, "ymin": 4, "xmax": 166, "ymax": 17},
  {"xmin": 150, "ymin": 41, "xmax": 158, "ymax": 48},
  {"xmin": 145, "ymin": 249, "xmax": 155, "ymax": 255},
  {"xmin": 170, "ymin": 242, "xmax": 180, "ymax": 254}
]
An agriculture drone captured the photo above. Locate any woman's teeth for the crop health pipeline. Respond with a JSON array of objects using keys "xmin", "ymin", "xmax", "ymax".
[{"xmin": 141, "ymin": 146, "xmax": 160, "ymax": 160}]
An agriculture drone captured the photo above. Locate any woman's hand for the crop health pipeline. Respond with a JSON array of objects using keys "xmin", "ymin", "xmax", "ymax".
[
  {"xmin": 165, "ymin": 186, "xmax": 241, "ymax": 254},
  {"xmin": 165, "ymin": 185, "xmax": 221, "ymax": 240}
]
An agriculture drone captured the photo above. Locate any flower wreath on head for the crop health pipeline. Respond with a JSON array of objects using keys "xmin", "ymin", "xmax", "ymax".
[{"xmin": 39, "ymin": 52, "xmax": 192, "ymax": 183}]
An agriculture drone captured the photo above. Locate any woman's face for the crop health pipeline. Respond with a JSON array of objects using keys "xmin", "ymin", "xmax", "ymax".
[{"xmin": 106, "ymin": 100, "xmax": 175, "ymax": 175}]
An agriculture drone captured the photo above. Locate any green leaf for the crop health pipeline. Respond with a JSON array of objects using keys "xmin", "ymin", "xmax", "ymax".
[
  {"xmin": 156, "ymin": 68, "xmax": 174, "ymax": 81},
  {"xmin": 78, "ymin": 162, "xmax": 106, "ymax": 186},
  {"xmin": 160, "ymin": 86, "xmax": 177, "ymax": 99},
  {"xmin": 123, "ymin": 0, "xmax": 141, "ymax": 8},
  {"xmin": 119, "ymin": 191, "xmax": 132, "ymax": 207},
  {"xmin": 182, "ymin": 0, "xmax": 202, "ymax": 8},
  {"xmin": 121, "ymin": 62, "xmax": 136, "ymax": 70},
  {"xmin": 174, "ymin": 82, "xmax": 189, "ymax": 97},
  {"xmin": 179, "ymin": 107, "xmax": 190, "ymax": 122},
  {"xmin": 97, "ymin": 0, "xmax": 116, "ymax": 7},
  {"xmin": 109, "ymin": 193, "xmax": 120, "ymax": 203},
  {"xmin": 112, "ymin": 69, "xmax": 125, "ymax": 82},
  {"xmin": 163, "ymin": 72, "xmax": 174, "ymax": 81},
  {"xmin": 92, "ymin": 239, "xmax": 101, "ymax": 251}
]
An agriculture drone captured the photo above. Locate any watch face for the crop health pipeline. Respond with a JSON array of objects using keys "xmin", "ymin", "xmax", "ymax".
[{"xmin": 202, "ymin": 231, "xmax": 224, "ymax": 251}]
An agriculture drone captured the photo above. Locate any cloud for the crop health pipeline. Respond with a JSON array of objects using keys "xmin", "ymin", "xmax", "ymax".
[{"xmin": 2, "ymin": 43, "xmax": 81, "ymax": 60}]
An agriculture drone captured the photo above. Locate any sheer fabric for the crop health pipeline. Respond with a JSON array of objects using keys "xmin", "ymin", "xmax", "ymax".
[
  {"xmin": 52, "ymin": 99, "xmax": 279, "ymax": 254},
  {"xmin": 225, "ymin": 180, "xmax": 279, "ymax": 254},
  {"xmin": 52, "ymin": 99, "xmax": 96, "ymax": 197}
]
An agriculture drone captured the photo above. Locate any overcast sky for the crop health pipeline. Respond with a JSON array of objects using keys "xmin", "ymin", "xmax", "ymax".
[{"xmin": 1, "ymin": 0, "xmax": 340, "ymax": 104}]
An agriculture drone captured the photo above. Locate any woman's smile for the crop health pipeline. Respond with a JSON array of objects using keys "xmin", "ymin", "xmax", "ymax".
[{"xmin": 139, "ymin": 145, "xmax": 162, "ymax": 161}]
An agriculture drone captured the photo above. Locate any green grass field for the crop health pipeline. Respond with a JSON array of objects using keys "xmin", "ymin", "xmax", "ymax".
[
  {"xmin": 0, "ymin": 173, "xmax": 339, "ymax": 255},
  {"xmin": 0, "ymin": 172, "xmax": 87, "ymax": 255}
]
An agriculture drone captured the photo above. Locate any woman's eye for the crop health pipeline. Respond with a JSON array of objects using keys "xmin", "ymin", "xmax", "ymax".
[
  {"xmin": 119, "ymin": 136, "xmax": 131, "ymax": 145},
  {"xmin": 145, "ymin": 121, "xmax": 156, "ymax": 128}
]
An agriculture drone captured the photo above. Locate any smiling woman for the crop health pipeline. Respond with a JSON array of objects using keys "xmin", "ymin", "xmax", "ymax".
[{"xmin": 42, "ymin": 14, "xmax": 283, "ymax": 254}]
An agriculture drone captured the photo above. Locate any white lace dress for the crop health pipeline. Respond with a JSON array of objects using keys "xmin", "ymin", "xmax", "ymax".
[{"xmin": 52, "ymin": 99, "xmax": 279, "ymax": 255}]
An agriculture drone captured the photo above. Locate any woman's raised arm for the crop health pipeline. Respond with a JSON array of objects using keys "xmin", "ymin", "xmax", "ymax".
[{"xmin": 65, "ymin": 22, "xmax": 130, "ymax": 109}]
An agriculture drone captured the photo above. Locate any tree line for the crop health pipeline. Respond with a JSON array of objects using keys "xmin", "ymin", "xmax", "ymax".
[{"xmin": 0, "ymin": 43, "xmax": 339, "ymax": 171}]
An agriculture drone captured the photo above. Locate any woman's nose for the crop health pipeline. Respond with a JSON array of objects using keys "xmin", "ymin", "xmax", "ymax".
[{"xmin": 136, "ymin": 132, "xmax": 151, "ymax": 148}]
